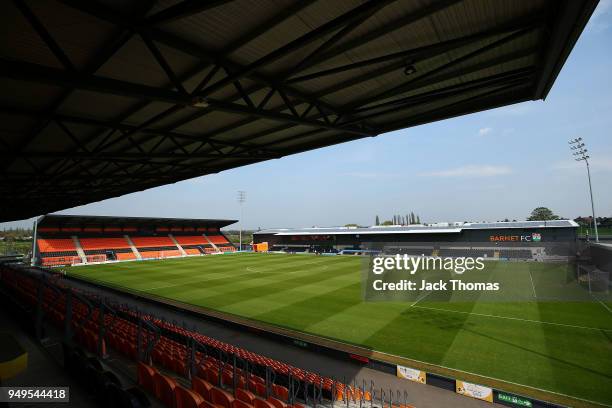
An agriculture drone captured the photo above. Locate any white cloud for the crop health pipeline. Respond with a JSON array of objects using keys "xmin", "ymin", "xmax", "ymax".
[
  {"xmin": 419, "ymin": 165, "xmax": 513, "ymax": 178},
  {"xmin": 478, "ymin": 127, "xmax": 492, "ymax": 136}
]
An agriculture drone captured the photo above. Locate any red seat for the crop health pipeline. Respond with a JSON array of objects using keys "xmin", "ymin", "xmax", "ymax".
[
  {"xmin": 272, "ymin": 385, "xmax": 289, "ymax": 401},
  {"xmin": 176, "ymin": 385, "xmax": 205, "ymax": 408},
  {"xmin": 192, "ymin": 377, "xmax": 213, "ymax": 402},
  {"xmin": 155, "ymin": 372, "xmax": 178, "ymax": 408},
  {"xmin": 254, "ymin": 383, "xmax": 267, "ymax": 398},
  {"xmin": 202, "ymin": 401, "xmax": 225, "ymax": 408},
  {"xmin": 222, "ymin": 371, "xmax": 233, "ymax": 387},
  {"xmin": 236, "ymin": 388, "xmax": 256, "ymax": 405},
  {"xmin": 173, "ymin": 358, "xmax": 188, "ymax": 376},
  {"xmin": 137, "ymin": 362, "xmax": 157, "ymax": 394},
  {"xmin": 205, "ymin": 367, "xmax": 220, "ymax": 384},
  {"xmin": 211, "ymin": 387, "xmax": 234, "ymax": 408},
  {"xmin": 233, "ymin": 400, "xmax": 254, "ymax": 408},
  {"xmin": 267, "ymin": 397, "xmax": 287, "ymax": 408},
  {"xmin": 162, "ymin": 353, "xmax": 175, "ymax": 370},
  {"xmin": 253, "ymin": 399, "xmax": 275, "ymax": 408}
]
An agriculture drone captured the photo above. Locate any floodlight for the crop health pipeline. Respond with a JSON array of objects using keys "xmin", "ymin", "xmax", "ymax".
[{"xmin": 568, "ymin": 138, "xmax": 598, "ymax": 242}]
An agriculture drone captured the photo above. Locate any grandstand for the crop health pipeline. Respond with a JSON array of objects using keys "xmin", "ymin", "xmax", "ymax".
[
  {"xmin": 33, "ymin": 215, "xmax": 237, "ymax": 267},
  {"xmin": 254, "ymin": 221, "xmax": 579, "ymax": 260}
]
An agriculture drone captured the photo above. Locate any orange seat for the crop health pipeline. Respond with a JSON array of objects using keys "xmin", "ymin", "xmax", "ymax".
[
  {"xmin": 202, "ymin": 401, "xmax": 225, "ymax": 408},
  {"xmin": 206, "ymin": 234, "xmax": 230, "ymax": 244},
  {"xmin": 272, "ymin": 385, "xmax": 289, "ymax": 401},
  {"xmin": 254, "ymin": 383, "xmax": 267, "ymax": 398},
  {"xmin": 205, "ymin": 367, "xmax": 220, "ymax": 384},
  {"xmin": 236, "ymin": 388, "xmax": 256, "ymax": 405},
  {"xmin": 176, "ymin": 385, "xmax": 205, "ymax": 408},
  {"xmin": 137, "ymin": 362, "xmax": 157, "ymax": 394},
  {"xmin": 211, "ymin": 387, "xmax": 234, "ymax": 408},
  {"xmin": 253, "ymin": 399, "xmax": 275, "ymax": 408},
  {"xmin": 233, "ymin": 400, "xmax": 254, "ymax": 408},
  {"xmin": 267, "ymin": 397, "xmax": 287, "ymax": 408},
  {"xmin": 154, "ymin": 372, "xmax": 178, "ymax": 408},
  {"xmin": 222, "ymin": 371, "xmax": 233, "ymax": 387},
  {"xmin": 173, "ymin": 358, "xmax": 188, "ymax": 376},
  {"xmin": 192, "ymin": 377, "xmax": 213, "ymax": 402}
]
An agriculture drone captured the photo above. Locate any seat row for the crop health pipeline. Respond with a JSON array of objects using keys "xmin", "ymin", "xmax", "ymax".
[{"xmin": 0, "ymin": 267, "xmax": 404, "ymax": 407}]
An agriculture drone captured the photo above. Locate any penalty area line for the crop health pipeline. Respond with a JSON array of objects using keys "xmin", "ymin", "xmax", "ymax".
[
  {"xmin": 411, "ymin": 304, "xmax": 612, "ymax": 332},
  {"xmin": 591, "ymin": 293, "xmax": 612, "ymax": 314}
]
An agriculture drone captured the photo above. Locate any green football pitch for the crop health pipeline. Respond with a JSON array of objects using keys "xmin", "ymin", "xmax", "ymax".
[{"xmin": 65, "ymin": 253, "xmax": 612, "ymax": 405}]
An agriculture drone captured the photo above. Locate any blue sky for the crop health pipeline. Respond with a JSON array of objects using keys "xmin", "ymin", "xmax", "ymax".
[{"xmin": 3, "ymin": 2, "xmax": 612, "ymax": 230}]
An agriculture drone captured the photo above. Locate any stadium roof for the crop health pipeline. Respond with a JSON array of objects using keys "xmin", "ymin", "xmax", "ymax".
[
  {"xmin": 36, "ymin": 214, "xmax": 236, "ymax": 229},
  {"xmin": 0, "ymin": 0, "xmax": 597, "ymax": 222},
  {"xmin": 255, "ymin": 220, "xmax": 579, "ymax": 235}
]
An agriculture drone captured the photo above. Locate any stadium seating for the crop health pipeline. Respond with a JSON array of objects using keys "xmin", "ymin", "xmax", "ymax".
[
  {"xmin": 131, "ymin": 236, "xmax": 176, "ymax": 247},
  {"xmin": 176, "ymin": 385, "xmax": 206, "ymax": 408},
  {"xmin": 80, "ymin": 237, "xmax": 132, "ymax": 250},
  {"xmin": 140, "ymin": 250, "xmax": 182, "ymax": 259},
  {"xmin": 175, "ymin": 236, "xmax": 211, "ymax": 246},
  {"xmin": 154, "ymin": 372, "xmax": 178, "ymax": 407},
  {"xmin": 0, "ymin": 267, "xmax": 401, "ymax": 408},
  {"xmin": 185, "ymin": 248, "xmax": 203, "ymax": 255},
  {"xmin": 206, "ymin": 235, "xmax": 230, "ymax": 245},
  {"xmin": 116, "ymin": 252, "xmax": 137, "ymax": 261},
  {"xmin": 38, "ymin": 238, "xmax": 77, "ymax": 252}
]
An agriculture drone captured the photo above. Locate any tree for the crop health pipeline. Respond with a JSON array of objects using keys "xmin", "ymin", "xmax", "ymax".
[
  {"xmin": 344, "ymin": 223, "xmax": 359, "ymax": 227},
  {"xmin": 527, "ymin": 207, "xmax": 560, "ymax": 221},
  {"xmin": 382, "ymin": 220, "xmax": 393, "ymax": 226},
  {"xmin": 416, "ymin": 215, "xmax": 421, "ymax": 224},
  {"xmin": 375, "ymin": 215, "xmax": 380, "ymax": 226}
]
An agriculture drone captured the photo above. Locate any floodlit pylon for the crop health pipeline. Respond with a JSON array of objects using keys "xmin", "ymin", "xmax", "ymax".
[
  {"xmin": 237, "ymin": 191, "xmax": 246, "ymax": 251},
  {"xmin": 569, "ymin": 137, "xmax": 598, "ymax": 242}
]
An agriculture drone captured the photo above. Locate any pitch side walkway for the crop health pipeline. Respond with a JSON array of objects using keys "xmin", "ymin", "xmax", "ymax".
[{"xmin": 65, "ymin": 277, "xmax": 504, "ymax": 408}]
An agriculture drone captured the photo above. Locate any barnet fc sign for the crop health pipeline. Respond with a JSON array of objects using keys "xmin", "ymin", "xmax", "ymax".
[{"xmin": 490, "ymin": 233, "xmax": 542, "ymax": 242}]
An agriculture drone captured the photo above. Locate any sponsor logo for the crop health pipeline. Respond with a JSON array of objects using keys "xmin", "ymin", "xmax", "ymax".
[
  {"xmin": 497, "ymin": 392, "xmax": 533, "ymax": 407},
  {"xmin": 489, "ymin": 233, "xmax": 542, "ymax": 242}
]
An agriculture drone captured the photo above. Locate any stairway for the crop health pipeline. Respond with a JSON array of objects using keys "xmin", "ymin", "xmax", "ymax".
[
  {"xmin": 168, "ymin": 234, "xmax": 187, "ymax": 256},
  {"xmin": 124, "ymin": 235, "xmax": 142, "ymax": 259},
  {"xmin": 71, "ymin": 236, "xmax": 87, "ymax": 264},
  {"xmin": 203, "ymin": 234, "xmax": 219, "ymax": 252}
]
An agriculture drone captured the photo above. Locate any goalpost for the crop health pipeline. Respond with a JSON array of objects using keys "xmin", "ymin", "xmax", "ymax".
[{"xmin": 577, "ymin": 264, "xmax": 610, "ymax": 294}]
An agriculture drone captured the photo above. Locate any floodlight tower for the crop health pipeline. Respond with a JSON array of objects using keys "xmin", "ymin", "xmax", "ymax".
[
  {"xmin": 569, "ymin": 138, "xmax": 598, "ymax": 242},
  {"xmin": 237, "ymin": 191, "xmax": 246, "ymax": 251}
]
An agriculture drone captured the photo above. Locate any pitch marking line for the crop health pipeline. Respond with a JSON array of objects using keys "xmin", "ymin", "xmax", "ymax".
[
  {"xmin": 591, "ymin": 293, "xmax": 612, "ymax": 314},
  {"xmin": 410, "ymin": 291, "xmax": 432, "ymax": 307},
  {"xmin": 528, "ymin": 270, "xmax": 537, "ymax": 299},
  {"xmin": 246, "ymin": 264, "xmax": 329, "ymax": 274},
  {"xmin": 411, "ymin": 304, "xmax": 612, "ymax": 332}
]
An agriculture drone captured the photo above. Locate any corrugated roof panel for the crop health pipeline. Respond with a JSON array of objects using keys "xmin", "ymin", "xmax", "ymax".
[{"xmin": 0, "ymin": 0, "xmax": 596, "ymax": 221}]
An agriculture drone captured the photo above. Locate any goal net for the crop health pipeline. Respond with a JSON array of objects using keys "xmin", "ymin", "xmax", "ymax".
[
  {"xmin": 86, "ymin": 254, "xmax": 107, "ymax": 264},
  {"xmin": 577, "ymin": 264, "xmax": 610, "ymax": 294}
]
